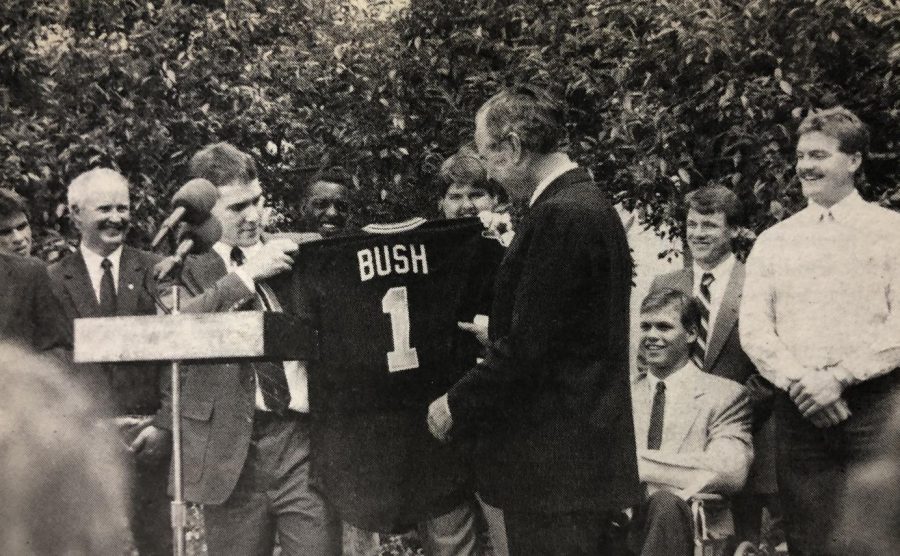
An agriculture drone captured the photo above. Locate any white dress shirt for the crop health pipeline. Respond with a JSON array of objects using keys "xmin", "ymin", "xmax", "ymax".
[
  {"xmin": 740, "ymin": 190, "xmax": 900, "ymax": 390},
  {"xmin": 646, "ymin": 361, "xmax": 693, "ymax": 444},
  {"xmin": 528, "ymin": 157, "xmax": 579, "ymax": 207},
  {"xmin": 693, "ymin": 254, "xmax": 736, "ymax": 340},
  {"xmin": 80, "ymin": 243, "xmax": 123, "ymax": 301},
  {"xmin": 213, "ymin": 241, "xmax": 309, "ymax": 413}
]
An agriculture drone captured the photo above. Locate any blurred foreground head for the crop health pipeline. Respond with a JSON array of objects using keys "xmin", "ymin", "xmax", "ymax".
[{"xmin": 0, "ymin": 344, "xmax": 128, "ymax": 555}]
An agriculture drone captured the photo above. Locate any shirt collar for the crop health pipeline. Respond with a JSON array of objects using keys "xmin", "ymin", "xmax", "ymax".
[
  {"xmin": 647, "ymin": 360, "xmax": 695, "ymax": 392},
  {"xmin": 528, "ymin": 157, "xmax": 579, "ymax": 207},
  {"xmin": 806, "ymin": 189, "xmax": 864, "ymax": 222},
  {"xmin": 79, "ymin": 243, "xmax": 123, "ymax": 270},
  {"xmin": 692, "ymin": 253, "xmax": 736, "ymax": 287}
]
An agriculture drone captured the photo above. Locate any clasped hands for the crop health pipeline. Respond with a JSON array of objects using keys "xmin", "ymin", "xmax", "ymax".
[{"xmin": 788, "ymin": 365, "xmax": 852, "ymax": 428}]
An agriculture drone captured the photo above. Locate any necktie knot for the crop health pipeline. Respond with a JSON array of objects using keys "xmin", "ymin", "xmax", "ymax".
[
  {"xmin": 656, "ymin": 381, "xmax": 666, "ymax": 394},
  {"xmin": 700, "ymin": 272, "xmax": 714, "ymax": 290},
  {"xmin": 101, "ymin": 257, "xmax": 113, "ymax": 271},
  {"xmin": 230, "ymin": 246, "xmax": 245, "ymax": 266}
]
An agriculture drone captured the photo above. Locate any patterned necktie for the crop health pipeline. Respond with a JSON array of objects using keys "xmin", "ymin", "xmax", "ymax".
[
  {"xmin": 647, "ymin": 381, "xmax": 666, "ymax": 450},
  {"xmin": 99, "ymin": 258, "xmax": 117, "ymax": 315},
  {"xmin": 231, "ymin": 246, "xmax": 291, "ymax": 414},
  {"xmin": 692, "ymin": 272, "xmax": 714, "ymax": 368}
]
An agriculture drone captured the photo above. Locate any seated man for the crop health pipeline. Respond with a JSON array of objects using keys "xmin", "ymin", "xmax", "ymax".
[{"xmin": 630, "ymin": 289, "xmax": 753, "ymax": 556}]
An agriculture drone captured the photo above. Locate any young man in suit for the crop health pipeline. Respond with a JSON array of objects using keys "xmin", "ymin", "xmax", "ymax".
[
  {"xmin": 427, "ymin": 87, "xmax": 639, "ymax": 554},
  {"xmin": 648, "ymin": 185, "xmax": 778, "ymax": 545},
  {"xmin": 631, "ymin": 289, "xmax": 753, "ymax": 556},
  {"xmin": 155, "ymin": 142, "xmax": 341, "ymax": 555},
  {"xmin": 741, "ymin": 107, "xmax": 900, "ymax": 555},
  {"xmin": 48, "ymin": 168, "xmax": 171, "ymax": 555}
]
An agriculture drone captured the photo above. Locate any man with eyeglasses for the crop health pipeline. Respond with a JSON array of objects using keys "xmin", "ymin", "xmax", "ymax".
[{"xmin": 428, "ymin": 87, "xmax": 639, "ymax": 554}]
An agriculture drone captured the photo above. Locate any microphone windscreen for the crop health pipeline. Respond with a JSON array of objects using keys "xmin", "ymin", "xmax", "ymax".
[
  {"xmin": 172, "ymin": 179, "xmax": 219, "ymax": 223},
  {"xmin": 176, "ymin": 215, "xmax": 222, "ymax": 253}
]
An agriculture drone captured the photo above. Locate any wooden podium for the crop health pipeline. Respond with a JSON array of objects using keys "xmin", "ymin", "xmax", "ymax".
[{"xmin": 74, "ymin": 307, "xmax": 316, "ymax": 555}]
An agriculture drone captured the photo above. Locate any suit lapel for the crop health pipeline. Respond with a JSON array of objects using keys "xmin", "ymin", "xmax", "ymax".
[
  {"xmin": 61, "ymin": 252, "xmax": 101, "ymax": 318},
  {"xmin": 668, "ymin": 366, "xmax": 705, "ymax": 451},
  {"xmin": 705, "ymin": 262, "xmax": 744, "ymax": 370},
  {"xmin": 184, "ymin": 250, "xmax": 228, "ymax": 295},
  {"xmin": 116, "ymin": 246, "xmax": 143, "ymax": 315}
]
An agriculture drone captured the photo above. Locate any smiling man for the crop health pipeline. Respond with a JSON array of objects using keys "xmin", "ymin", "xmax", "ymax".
[
  {"xmin": 631, "ymin": 288, "xmax": 752, "ymax": 556},
  {"xmin": 438, "ymin": 145, "xmax": 500, "ymax": 219},
  {"xmin": 649, "ymin": 185, "xmax": 778, "ymax": 545},
  {"xmin": 300, "ymin": 167, "xmax": 353, "ymax": 237},
  {"xmin": 48, "ymin": 167, "xmax": 170, "ymax": 556},
  {"xmin": 0, "ymin": 189, "xmax": 34, "ymax": 257},
  {"xmin": 741, "ymin": 107, "xmax": 900, "ymax": 555}
]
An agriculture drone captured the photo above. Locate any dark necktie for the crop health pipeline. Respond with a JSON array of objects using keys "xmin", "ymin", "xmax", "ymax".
[
  {"xmin": 231, "ymin": 246, "xmax": 291, "ymax": 413},
  {"xmin": 692, "ymin": 272, "xmax": 714, "ymax": 368},
  {"xmin": 99, "ymin": 258, "xmax": 117, "ymax": 315},
  {"xmin": 647, "ymin": 381, "xmax": 666, "ymax": 450}
]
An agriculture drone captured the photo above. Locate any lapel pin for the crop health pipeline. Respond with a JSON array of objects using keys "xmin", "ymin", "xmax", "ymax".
[{"xmin": 127, "ymin": 283, "xmax": 135, "ymax": 290}]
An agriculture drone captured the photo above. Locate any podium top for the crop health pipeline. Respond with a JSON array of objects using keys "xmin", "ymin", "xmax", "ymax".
[{"xmin": 74, "ymin": 312, "xmax": 317, "ymax": 363}]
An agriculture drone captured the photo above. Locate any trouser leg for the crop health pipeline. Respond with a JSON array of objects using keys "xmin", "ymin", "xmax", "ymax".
[{"xmin": 417, "ymin": 502, "xmax": 478, "ymax": 556}]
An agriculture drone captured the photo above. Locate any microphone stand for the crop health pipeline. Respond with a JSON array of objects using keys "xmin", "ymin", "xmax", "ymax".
[
  {"xmin": 169, "ymin": 282, "xmax": 187, "ymax": 556},
  {"xmin": 154, "ymin": 249, "xmax": 192, "ymax": 556}
]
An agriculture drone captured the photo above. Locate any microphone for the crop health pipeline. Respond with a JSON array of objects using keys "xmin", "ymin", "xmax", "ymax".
[
  {"xmin": 153, "ymin": 216, "xmax": 223, "ymax": 283},
  {"xmin": 153, "ymin": 201, "xmax": 223, "ymax": 283},
  {"xmin": 151, "ymin": 178, "xmax": 219, "ymax": 249}
]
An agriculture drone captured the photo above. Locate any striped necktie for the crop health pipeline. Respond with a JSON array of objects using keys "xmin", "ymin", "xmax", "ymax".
[
  {"xmin": 231, "ymin": 246, "xmax": 291, "ymax": 414},
  {"xmin": 692, "ymin": 272, "xmax": 714, "ymax": 369}
]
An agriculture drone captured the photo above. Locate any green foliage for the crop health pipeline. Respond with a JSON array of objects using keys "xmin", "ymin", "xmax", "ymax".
[{"xmin": 1, "ymin": 0, "xmax": 898, "ymax": 247}]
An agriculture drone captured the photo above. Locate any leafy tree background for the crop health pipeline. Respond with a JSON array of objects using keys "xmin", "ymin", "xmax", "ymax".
[{"xmin": 1, "ymin": 0, "xmax": 898, "ymax": 252}]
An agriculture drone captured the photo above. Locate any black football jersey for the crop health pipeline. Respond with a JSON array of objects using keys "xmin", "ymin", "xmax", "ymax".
[{"xmin": 283, "ymin": 217, "xmax": 502, "ymax": 532}]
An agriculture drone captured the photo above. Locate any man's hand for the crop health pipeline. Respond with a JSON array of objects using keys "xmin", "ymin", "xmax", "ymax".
[
  {"xmin": 458, "ymin": 315, "xmax": 489, "ymax": 347},
  {"xmin": 242, "ymin": 238, "xmax": 298, "ymax": 281},
  {"xmin": 427, "ymin": 394, "xmax": 454, "ymax": 442},
  {"xmin": 788, "ymin": 370, "xmax": 845, "ymax": 417},
  {"xmin": 130, "ymin": 425, "xmax": 171, "ymax": 464},
  {"xmin": 807, "ymin": 399, "xmax": 852, "ymax": 429}
]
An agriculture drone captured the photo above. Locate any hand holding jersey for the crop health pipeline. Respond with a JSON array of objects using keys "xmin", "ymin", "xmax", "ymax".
[
  {"xmin": 239, "ymin": 237, "xmax": 298, "ymax": 281},
  {"xmin": 427, "ymin": 393, "xmax": 453, "ymax": 442}
]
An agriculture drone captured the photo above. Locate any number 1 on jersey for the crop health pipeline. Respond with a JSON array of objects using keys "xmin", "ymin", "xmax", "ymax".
[{"xmin": 382, "ymin": 286, "xmax": 420, "ymax": 372}]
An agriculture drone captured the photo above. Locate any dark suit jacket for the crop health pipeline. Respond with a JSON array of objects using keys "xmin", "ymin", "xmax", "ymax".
[
  {"xmin": 649, "ymin": 263, "xmax": 754, "ymax": 384},
  {"xmin": 0, "ymin": 252, "xmax": 71, "ymax": 352},
  {"xmin": 648, "ymin": 262, "xmax": 777, "ymax": 493},
  {"xmin": 447, "ymin": 167, "xmax": 640, "ymax": 514},
  {"xmin": 153, "ymin": 248, "xmax": 257, "ymax": 504},
  {"xmin": 49, "ymin": 246, "xmax": 164, "ymax": 416}
]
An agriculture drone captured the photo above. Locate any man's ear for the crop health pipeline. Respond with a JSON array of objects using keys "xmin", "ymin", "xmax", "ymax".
[
  {"xmin": 848, "ymin": 151, "xmax": 863, "ymax": 174},
  {"xmin": 506, "ymin": 132, "xmax": 523, "ymax": 165},
  {"xmin": 69, "ymin": 205, "xmax": 81, "ymax": 230}
]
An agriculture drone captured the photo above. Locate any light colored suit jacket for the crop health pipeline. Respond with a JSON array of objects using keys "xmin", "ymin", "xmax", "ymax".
[
  {"xmin": 649, "ymin": 261, "xmax": 777, "ymax": 493},
  {"xmin": 632, "ymin": 362, "xmax": 753, "ymax": 537}
]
